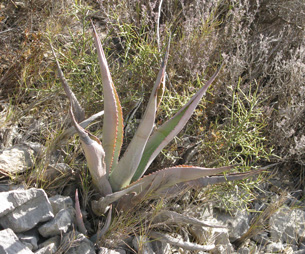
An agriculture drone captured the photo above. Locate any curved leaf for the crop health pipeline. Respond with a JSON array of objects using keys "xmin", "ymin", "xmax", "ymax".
[
  {"xmin": 97, "ymin": 205, "xmax": 112, "ymax": 239},
  {"xmin": 132, "ymin": 67, "xmax": 222, "ymax": 182},
  {"xmin": 125, "ymin": 164, "xmax": 232, "ymax": 200},
  {"xmin": 109, "ymin": 41, "xmax": 170, "ymax": 191},
  {"xmin": 69, "ymin": 105, "xmax": 112, "ymax": 196},
  {"xmin": 151, "ymin": 210, "xmax": 225, "ymax": 228},
  {"xmin": 93, "ymin": 165, "xmax": 232, "ymax": 214},
  {"xmin": 50, "ymin": 43, "xmax": 85, "ymax": 122},
  {"xmin": 92, "ymin": 21, "xmax": 124, "ymax": 174},
  {"xmin": 75, "ymin": 189, "xmax": 87, "ymax": 235},
  {"xmin": 150, "ymin": 231, "xmax": 215, "ymax": 251},
  {"xmin": 161, "ymin": 167, "xmax": 266, "ymax": 196},
  {"xmin": 92, "ymin": 182, "xmax": 142, "ymax": 215},
  {"xmin": 53, "ymin": 110, "xmax": 104, "ymax": 148}
]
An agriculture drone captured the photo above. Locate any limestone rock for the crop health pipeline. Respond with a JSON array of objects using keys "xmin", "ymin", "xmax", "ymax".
[
  {"xmin": 282, "ymin": 246, "xmax": 294, "ymax": 254},
  {"xmin": 98, "ymin": 247, "xmax": 126, "ymax": 254},
  {"xmin": 38, "ymin": 236, "xmax": 60, "ymax": 252},
  {"xmin": 269, "ymin": 206, "xmax": 305, "ymax": 244},
  {"xmin": 38, "ymin": 207, "xmax": 75, "ymax": 237},
  {"xmin": 265, "ymin": 242, "xmax": 284, "ymax": 253},
  {"xmin": 49, "ymin": 195, "xmax": 73, "ymax": 215},
  {"xmin": 63, "ymin": 232, "xmax": 95, "ymax": 254},
  {"xmin": 34, "ymin": 243, "xmax": 57, "ymax": 254},
  {"xmin": 0, "ymin": 188, "xmax": 54, "ymax": 232},
  {"xmin": 0, "ymin": 144, "xmax": 35, "ymax": 174},
  {"xmin": 132, "ymin": 235, "xmax": 154, "ymax": 254},
  {"xmin": 151, "ymin": 240, "xmax": 170, "ymax": 254},
  {"xmin": 211, "ymin": 243, "xmax": 235, "ymax": 254},
  {"xmin": 0, "ymin": 228, "xmax": 34, "ymax": 254},
  {"xmin": 213, "ymin": 227, "xmax": 230, "ymax": 245},
  {"xmin": 17, "ymin": 229, "xmax": 40, "ymax": 251},
  {"xmin": 292, "ymin": 209, "xmax": 305, "ymax": 243},
  {"xmin": 38, "ymin": 235, "xmax": 60, "ymax": 248},
  {"xmin": 214, "ymin": 209, "xmax": 250, "ymax": 241}
]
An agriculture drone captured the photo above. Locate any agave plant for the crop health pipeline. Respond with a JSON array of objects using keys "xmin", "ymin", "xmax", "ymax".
[{"xmin": 52, "ymin": 22, "xmax": 263, "ymax": 223}]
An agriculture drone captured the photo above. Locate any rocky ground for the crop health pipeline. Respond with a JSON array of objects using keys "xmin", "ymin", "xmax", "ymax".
[{"xmin": 0, "ymin": 142, "xmax": 304, "ymax": 254}]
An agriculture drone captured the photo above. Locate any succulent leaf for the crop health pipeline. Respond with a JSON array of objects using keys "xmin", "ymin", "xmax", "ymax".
[
  {"xmin": 132, "ymin": 67, "xmax": 221, "ymax": 182},
  {"xmin": 75, "ymin": 189, "xmax": 87, "ymax": 235},
  {"xmin": 97, "ymin": 205, "xmax": 112, "ymax": 239},
  {"xmin": 109, "ymin": 41, "xmax": 170, "ymax": 191},
  {"xmin": 92, "ymin": 21, "xmax": 124, "ymax": 174},
  {"xmin": 69, "ymin": 105, "xmax": 112, "ymax": 196},
  {"xmin": 50, "ymin": 43, "xmax": 85, "ymax": 122},
  {"xmin": 92, "ymin": 182, "xmax": 142, "ymax": 215},
  {"xmin": 151, "ymin": 210, "xmax": 225, "ymax": 228},
  {"xmin": 124, "ymin": 165, "xmax": 232, "ymax": 201},
  {"xmin": 92, "ymin": 166, "xmax": 264, "ymax": 214},
  {"xmin": 150, "ymin": 231, "xmax": 215, "ymax": 251},
  {"xmin": 53, "ymin": 110, "xmax": 104, "ymax": 148},
  {"xmin": 161, "ymin": 168, "xmax": 266, "ymax": 196},
  {"xmin": 94, "ymin": 166, "xmax": 232, "ymax": 213}
]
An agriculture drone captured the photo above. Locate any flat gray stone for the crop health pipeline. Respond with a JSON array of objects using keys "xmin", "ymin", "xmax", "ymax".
[
  {"xmin": 35, "ymin": 236, "xmax": 60, "ymax": 254},
  {"xmin": 0, "ymin": 228, "xmax": 34, "ymax": 254},
  {"xmin": 38, "ymin": 236, "xmax": 60, "ymax": 250},
  {"xmin": 213, "ymin": 228, "xmax": 230, "ymax": 245},
  {"xmin": 214, "ymin": 209, "xmax": 250, "ymax": 241},
  {"xmin": 292, "ymin": 209, "xmax": 305, "ymax": 242},
  {"xmin": 151, "ymin": 240, "xmax": 170, "ymax": 254},
  {"xmin": 0, "ymin": 188, "xmax": 36, "ymax": 216},
  {"xmin": 0, "ymin": 144, "xmax": 34, "ymax": 174},
  {"xmin": 269, "ymin": 206, "xmax": 305, "ymax": 245},
  {"xmin": 0, "ymin": 189, "xmax": 54, "ymax": 232},
  {"xmin": 265, "ymin": 242, "xmax": 284, "ymax": 253},
  {"xmin": 63, "ymin": 232, "xmax": 95, "ymax": 254},
  {"xmin": 38, "ymin": 208, "xmax": 75, "ymax": 237},
  {"xmin": 99, "ymin": 247, "xmax": 126, "ymax": 254},
  {"xmin": 34, "ymin": 243, "xmax": 57, "ymax": 254},
  {"xmin": 17, "ymin": 229, "xmax": 40, "ymax": 251},
  {"xmin": 49, "ymin": 195, "xmax": 73, "ymax": 215}
]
